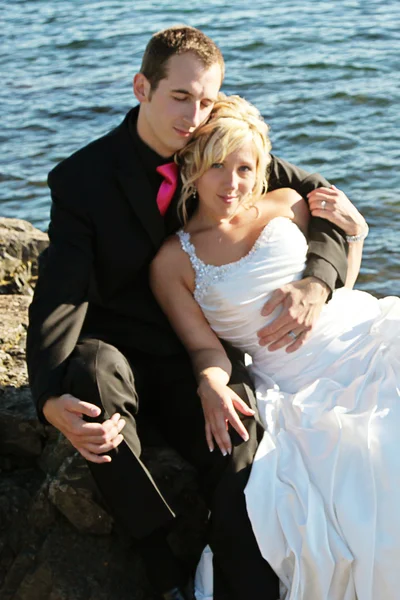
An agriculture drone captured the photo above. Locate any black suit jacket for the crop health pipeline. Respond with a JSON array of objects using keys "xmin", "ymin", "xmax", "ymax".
[{"xmin": 26, "ymin": 106, "xmax": 348, "ymax": 420}]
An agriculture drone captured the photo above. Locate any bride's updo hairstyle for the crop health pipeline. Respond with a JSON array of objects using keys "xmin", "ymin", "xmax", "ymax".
[{"xmin": 177, "ymin": 94, "xmax": 272, "ymax": 223}]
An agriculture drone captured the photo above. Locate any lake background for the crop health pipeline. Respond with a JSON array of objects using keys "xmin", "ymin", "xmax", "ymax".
[{"xmin": 1, "ymin": 0, "xmax": 399, "ymax": 296}]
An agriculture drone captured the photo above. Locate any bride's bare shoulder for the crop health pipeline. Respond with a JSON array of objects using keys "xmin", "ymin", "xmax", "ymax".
[
  {"xmin": 260, "ymin": 188, "xmax": 309, "ymax": 232},
  {"xmin": 263, "ymin": 187, "xmax": 303, "ymax": 207},
  {"xmin": 150, "ymin": 233, "xmax": 193, "ymax": 286},
  {"xmin": 152, "ymin": 234, "xmax": 183, "ymax": 268}
]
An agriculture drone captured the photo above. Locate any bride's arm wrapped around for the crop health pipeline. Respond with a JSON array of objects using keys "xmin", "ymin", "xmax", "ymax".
[{"xmin": 307, "ymin": 184, "xmax": 369, "ymax": 289}]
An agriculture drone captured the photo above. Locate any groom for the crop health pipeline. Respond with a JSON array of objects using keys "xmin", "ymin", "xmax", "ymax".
[{"xmin": 27, "ymin": 25, "xmax": 347, "ymax": 600}]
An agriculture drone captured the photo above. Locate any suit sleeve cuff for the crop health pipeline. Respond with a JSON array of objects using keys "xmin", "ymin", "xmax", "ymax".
[
  {"xmin": 34, "ymin": 391, "xmax": 58, "ymax": 425},
  {"xmin": 32, "ymin": 371, "xmax": 65, "ymax": 425},
  {"xmin": 303, "ymin": 255, "xmax": 340, "ymax": 298}
]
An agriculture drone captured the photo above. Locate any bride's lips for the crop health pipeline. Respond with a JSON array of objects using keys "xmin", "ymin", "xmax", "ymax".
[{"xmin": 218, "ymin": 195, "xmax": 237, "ymax": 204}]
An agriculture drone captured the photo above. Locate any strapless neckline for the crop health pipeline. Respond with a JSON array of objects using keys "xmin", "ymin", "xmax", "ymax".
[
  {"xmin": 177, "ymin": 216, "xmax": 307, "ymax": 304},
  {"xmin": 177, "ymin": 215, "xmax": 295, "ymax": 270}
]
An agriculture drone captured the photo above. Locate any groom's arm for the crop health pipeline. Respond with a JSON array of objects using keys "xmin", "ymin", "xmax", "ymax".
[{"xmin": 258, "ymin": 155, "xmax": 348, "ymax": 352}]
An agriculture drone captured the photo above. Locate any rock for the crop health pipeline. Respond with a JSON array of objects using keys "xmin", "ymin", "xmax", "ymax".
[
  {"xmin": 48, "ymin": 452, "xmax": 114, "ymax": 535},
  {"xmin": 0, "ymin": 218, "xmax": 48, "ymax": 295},
  {"xmin": 12, "ymin": 561, "xmax": 53, "ymax": 600},
  {"xmin": 0, "ymin": 295, "xmax": 45, "ymax": 464},
  {"xmin": 0, "ymin": 218, "xmax": 207, "ymax": 599},
  {"xmin": 0, "ymin": 294, "xmax": 31, "ymax": 388},
  {"xmin": 0, "ymin": 385, "xmax": 45, "ymax": 460}
]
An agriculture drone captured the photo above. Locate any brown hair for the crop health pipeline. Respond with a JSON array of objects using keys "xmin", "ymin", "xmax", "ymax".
[{"xmin": 140, "ymin": 25, "xmax": 225, "ymax": 92}]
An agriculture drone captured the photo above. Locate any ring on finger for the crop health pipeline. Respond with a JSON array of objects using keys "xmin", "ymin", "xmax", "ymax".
[
  {"xmin": 321, "ymin": 200, "xmax": 327, "ymax": 210},
  {"xmin": 288, "ymin": 330, "xmax": 298, "ymax": 340}
]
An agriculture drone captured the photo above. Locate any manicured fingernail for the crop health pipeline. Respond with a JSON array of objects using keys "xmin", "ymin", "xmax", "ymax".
[
  {"xmin": 227, "ymin": 448, "xmax": 232, "ymax": 455},
  {"xmin": 222, "ymin": 450, "xmax": 227, "ymax": 457},
  {"xmin": 243, "ymin": 434, "xmax": 249, "ymax": 442},
  {"xmin": 209, "ymin": 447, "xmax": 214, "ymax": 453}
]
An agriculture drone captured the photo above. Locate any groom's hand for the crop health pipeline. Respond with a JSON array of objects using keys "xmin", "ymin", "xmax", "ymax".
[
  {"xmin": 197, "ymin": 378, "xmax": 255, "ymax": 456},
  {"xmin": 43, "ymin": 394, "xmax": 126, "ymax": 463},
  {"xmin": 257, "ymin": 276, "xmax": 329, "ymax": 352}
]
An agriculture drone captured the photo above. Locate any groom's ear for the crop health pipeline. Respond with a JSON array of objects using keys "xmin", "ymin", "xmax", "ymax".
[{"xmin": 133, "ymin": 73, "xmax": 151, "ymax": 103}]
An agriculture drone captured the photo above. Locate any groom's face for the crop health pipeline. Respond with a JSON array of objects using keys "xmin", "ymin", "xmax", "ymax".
[{"xmin": 135, "ymin": 52, "xmax": 222, "ymax": 157}]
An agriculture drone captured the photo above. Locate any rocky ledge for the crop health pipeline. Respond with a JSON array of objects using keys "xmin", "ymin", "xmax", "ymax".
[{"xmin": 0, "ymin": 218, "xmax": 207, "ymax": 600}]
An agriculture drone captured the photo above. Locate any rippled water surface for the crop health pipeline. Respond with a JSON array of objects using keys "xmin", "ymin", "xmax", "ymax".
[{"xmin": 1, "ymin": 0, "xmax": 399, "ymax": 295}]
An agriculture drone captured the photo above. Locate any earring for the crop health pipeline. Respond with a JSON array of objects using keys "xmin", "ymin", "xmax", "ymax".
[{"xmin": 192, "ymin": 188, "xmax": 197, "ymax": 200}]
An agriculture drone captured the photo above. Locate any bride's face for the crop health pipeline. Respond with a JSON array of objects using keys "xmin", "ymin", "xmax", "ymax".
[{"xmin": 195, "ymin": 141, "xmax": 258, "ymax": 220}]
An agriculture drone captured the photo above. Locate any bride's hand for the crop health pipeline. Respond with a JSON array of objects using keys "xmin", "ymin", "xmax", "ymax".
[
  {"xmin": 307, "ymin": 185, "xmax": 367, "ymax": 236},
  {"xmin": 197, "ymin": 377, "xmax": 255, "ymax": 456}
]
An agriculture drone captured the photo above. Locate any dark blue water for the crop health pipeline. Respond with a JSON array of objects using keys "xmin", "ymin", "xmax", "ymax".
[{"xmin": 1, "ymin": 0, "xmax": 399, "ymax": 295}]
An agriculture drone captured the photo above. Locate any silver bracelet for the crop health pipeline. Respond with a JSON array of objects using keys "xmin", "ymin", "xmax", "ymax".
[{"xmin": 346, "ymin": 223, "xmax": 369, "ymax": 243}]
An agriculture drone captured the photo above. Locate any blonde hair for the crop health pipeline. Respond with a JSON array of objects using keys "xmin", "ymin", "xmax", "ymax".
[{"xmin": 177, "ymin": 94, "xmax": 272, "ymax": 223}]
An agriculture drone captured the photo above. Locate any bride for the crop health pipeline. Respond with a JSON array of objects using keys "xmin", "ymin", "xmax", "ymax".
[{"xmin": 150, "ymin": 94, "xmax": 400, "ymax": 600}]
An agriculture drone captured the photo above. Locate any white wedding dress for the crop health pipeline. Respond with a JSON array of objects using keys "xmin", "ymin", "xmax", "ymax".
[{"xmin": 177, "ymin": 216, "xmax": 400, "ymax": 600}]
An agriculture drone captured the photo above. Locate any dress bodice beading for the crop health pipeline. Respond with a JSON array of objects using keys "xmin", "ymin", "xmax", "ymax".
[{"xmin": 177, "ymin": 217, "xmax": 308, "ymax": 360}]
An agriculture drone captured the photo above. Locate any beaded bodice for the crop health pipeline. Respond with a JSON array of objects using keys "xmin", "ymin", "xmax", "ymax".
[
  {"xmin": 177, "ymin": 216, "xmax": 383, "ymax": 392},
  {"xmin": 177, "ymin": 217, "xmax": 308, "ymax": 363}
]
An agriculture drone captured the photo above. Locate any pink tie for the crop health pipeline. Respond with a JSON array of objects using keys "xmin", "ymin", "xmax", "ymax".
[{"xmin": 156, "ymin": 162, "xmax": 179, "ymax": 216}]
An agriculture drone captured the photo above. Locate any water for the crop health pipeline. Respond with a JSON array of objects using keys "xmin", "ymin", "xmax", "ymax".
[{"xmin": 1, "ymin": 0, "xmax": 399, "ymax": 295}]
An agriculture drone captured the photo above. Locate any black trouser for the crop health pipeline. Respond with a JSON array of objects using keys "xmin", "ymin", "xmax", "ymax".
[{"xmin": 62, "ymin": 337, "xmax": 279, "ymax": 600}]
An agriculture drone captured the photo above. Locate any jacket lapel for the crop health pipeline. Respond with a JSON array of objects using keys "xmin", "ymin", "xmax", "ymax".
[
  {"xmin": 117, "ymin": 167, "xmax": 166, "ymax": 249},
  {"xmin": 113, "ymin": 109, "xmax": 166, "ymax": 249}
]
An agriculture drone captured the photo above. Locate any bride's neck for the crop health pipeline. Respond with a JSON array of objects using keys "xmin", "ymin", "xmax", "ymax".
[{"xmin": 190, "ymin": 204, "xmax": 260, "ymax": 232}]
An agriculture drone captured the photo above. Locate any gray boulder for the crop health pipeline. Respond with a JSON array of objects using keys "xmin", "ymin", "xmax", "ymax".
[{"xmin": 0, "ymin": 218, "xmax": 49, "ymax": 295}]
